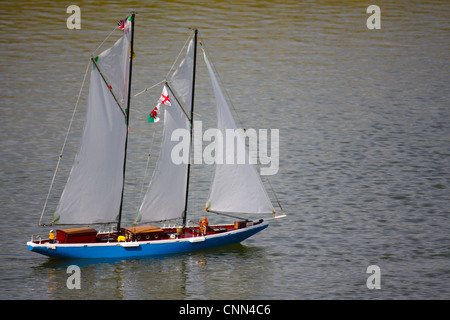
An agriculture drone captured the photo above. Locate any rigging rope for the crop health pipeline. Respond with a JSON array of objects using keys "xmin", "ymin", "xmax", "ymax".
[
  {"xmin": 39, "ymin": 59, "xmax": 91, "ymax": 226},
  {"xmin": 166, "ymin": 29, "xmax": 196, "ymax": 80},
  {"xmin": 134, "ymin": 128, "xmax": 156, "ymax": 221},
  {"xmin": 134, "ymin": 31, "xmax": 195, "ymax": 98},
  {"xmin": 92, "ymin": 26, "xmax": 119, "ymax": 56},
  {"xmin": 134, "ymin": 80, "xmax": 165, "ymax": 97},
  {"xmin": 198, "ymin": 37, "xmax": 245, "ymax": 129},
  {"xmin": 266, "ymin": 176, "xmax": 285, "ymax": 216}
]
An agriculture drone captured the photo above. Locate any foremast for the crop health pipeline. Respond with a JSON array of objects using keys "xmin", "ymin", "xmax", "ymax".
[
  {"xmin": 117, "ymin": 12, "xmax": 135, "ymax": 232},
  {"xmin": 182, "ymin": 29, "xmax": 198, "ymax": 232}
]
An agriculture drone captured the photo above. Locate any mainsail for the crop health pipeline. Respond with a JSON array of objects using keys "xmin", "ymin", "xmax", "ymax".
[
  {"xmin": 203, "ymin": 52, "xmax": 275, "ymax": 215},
  {"xmin": 136, "ymin": 34, "xmax": 196, "ymax": 223},
  {"xmin": 53, "ymin": 18, "xmax": 132, "ymax": 224}
]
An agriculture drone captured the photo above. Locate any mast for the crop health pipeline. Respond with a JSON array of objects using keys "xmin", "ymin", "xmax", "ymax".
[
  {"xmin": 182, "ymin": 29, "xmax": 198, "ymax": 231},
  {"xmin": 117, "ymin": 12, "xmax": 135, "ymax": 233}
]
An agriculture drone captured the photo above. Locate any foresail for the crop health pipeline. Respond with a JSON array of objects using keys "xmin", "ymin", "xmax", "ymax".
[
  {"xmin": 53, "ymin": 22, "xmax": 131, "ymax": 224},
  {"xmin": 136, "ymin": 36, "xmax": 195, "ymax": 223},
  {"xmin": 203, "ymin": 52, "xmax": 275, "ymax": 215},
  {"xmin": 53, "ymin": 68, "xmax": 127, "ymax": 224}
]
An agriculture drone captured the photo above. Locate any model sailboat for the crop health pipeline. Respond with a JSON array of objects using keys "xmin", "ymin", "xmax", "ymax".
[{"xmin": 27, "ymin": 14, "xmax": 284, "ymax": 259}]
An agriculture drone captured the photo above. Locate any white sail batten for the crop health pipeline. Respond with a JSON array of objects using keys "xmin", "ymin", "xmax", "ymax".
[
  {"xmin": 53, "ymin": 23, "xmax": 131, "ymax": 224},
  {"xmin": 136, "ymin": 36, "xmax": 195, "ymax": 223},
  {"xmin": 203, "ymin": 52, "xmax": 275, "ymax": 215}
]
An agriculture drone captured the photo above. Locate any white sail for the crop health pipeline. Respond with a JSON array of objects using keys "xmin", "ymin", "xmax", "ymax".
[
  {"xmin": 136, "ymin": 36, "xmax": 195, "ymax": 223},
  {"xmin": 203, "ymin": 52, "xmax": 275, "ymax": 215},
  {"xmin": 95, "ymin": 29, "xmax": 131, "ymax": 108},
  {"xmin": 53, "ymin": 23, "xmax": 131, "ymax": 224}
]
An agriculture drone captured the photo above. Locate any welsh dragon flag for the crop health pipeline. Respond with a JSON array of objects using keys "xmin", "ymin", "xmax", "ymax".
[{"xmin": 148, "ymin": 85, "xmax": 171, "ymax": 123}]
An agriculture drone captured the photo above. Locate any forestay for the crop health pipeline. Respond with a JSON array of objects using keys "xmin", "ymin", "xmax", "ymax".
[
  {"xmin": 203, "ymin": 52, "xmax": 275, "ymax": 215},
  {"xmin": 136, "ymin": 35, "xmax": 195, "ymax": 223},
  {"xmin": 53, "ymin": 21, "xmax": 131, "ymax": 224}
]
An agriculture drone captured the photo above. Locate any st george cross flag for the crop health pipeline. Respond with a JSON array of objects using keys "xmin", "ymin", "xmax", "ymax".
[
  {"xmin": 148, "ymin": 86, "xmax": 171, "ymax": 123},
  {"xmin": 158, "ymin": 86, "xmax": 171, "ymax": 106}
]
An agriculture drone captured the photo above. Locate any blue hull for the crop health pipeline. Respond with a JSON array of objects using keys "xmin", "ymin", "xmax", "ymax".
[{"xmin": 27, "ymin": 223, "xmax": 268, "ymax": 259}]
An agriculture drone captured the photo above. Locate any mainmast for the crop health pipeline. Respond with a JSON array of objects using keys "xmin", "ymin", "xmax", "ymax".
[
  {"xmin": 117, "ymin": 12, "xmax": 135, "ymax": 233},
  {"xmin": 182, "ymin": 29, "xmax": 198, "ymax": 231}
]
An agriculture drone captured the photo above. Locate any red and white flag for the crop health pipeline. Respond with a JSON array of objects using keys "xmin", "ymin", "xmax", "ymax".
[
  {"xmin": 158, "ymin": 85, "xmax": 171, "ymax": 106},
  {"xmin": 148, "ymin": 86, "xmax": 171, "ymax": 123}
]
